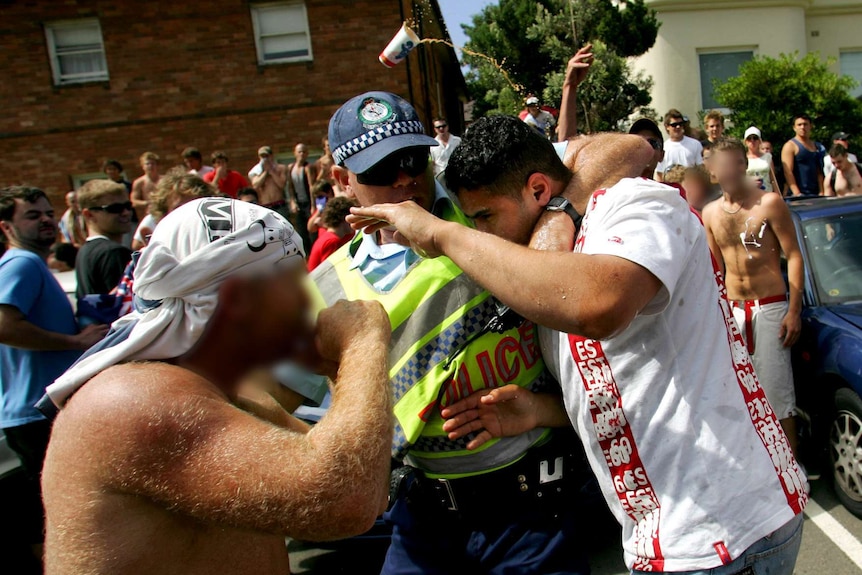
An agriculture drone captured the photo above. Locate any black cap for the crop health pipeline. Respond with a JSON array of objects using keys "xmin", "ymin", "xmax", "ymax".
[
  {"xmin": 832, "ymin": 131, "xmax": 850, "ymax": 142},
  {"xmin": 630, "ymin": 118, "xmax": 663, "ymax": 141}
]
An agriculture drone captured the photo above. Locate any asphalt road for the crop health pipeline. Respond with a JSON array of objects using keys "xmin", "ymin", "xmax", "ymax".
[{"xmin": 289, "ymin": 479, "xmax": 862, "ymax": 574}]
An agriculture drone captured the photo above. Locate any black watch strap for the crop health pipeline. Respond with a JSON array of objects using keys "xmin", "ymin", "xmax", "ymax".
[{"xmin": 545, "ymin": 196, "xmax": 583, "ymax": 232}]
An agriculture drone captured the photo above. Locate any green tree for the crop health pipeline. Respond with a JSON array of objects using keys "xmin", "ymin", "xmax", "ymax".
[
  {"xmin": 714, "ymin": 52, "xmax": 862, "ymax": 144},
  {"xmin": 462, "ymin": 0, "xmax": 659, "ymax": 129}
]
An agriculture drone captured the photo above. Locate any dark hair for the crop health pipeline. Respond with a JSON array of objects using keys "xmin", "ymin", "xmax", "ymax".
[
  {"xmin": 712, "ymin": 137, "xmax": 747, "ymax": 157},
  {"xmin": 445, "ymin": 115, "xmax": 571, "ymax": 198},
  {"xmin": 182, "ymin": 147, "xmax": 203, "ymax": 160},
  {"xmin": 0, "ymin": 186, "xmax": 49, "ymax": 222},
  {"xmin": 793, "ymin": 113, "xmax": 812, "ymax": 123},
  {"xmin": 664, "ymin": 108, "xmax": 685, "ymax": 125},
  {"xmin": 321, "ymin": 196, "xmax": 357, "ymax": 229},
  {"xmin": 433, "ymin": 117, "xmax": 447, "ymax": 124},
  {"xmin": 312, "ymin": 180, "xmax": 333, "ymax": 197},
  {"xmin": 701, "ymin": 140, "xmax": 714, "ymax": 151},
  {"xmin": 211, "ymin": 150, "xmax": 229, "ymax": 162},
  {"xmin": 829, "ymin": 143, "xmax": 848, "ymax": 158},
  {"xmin": 51, "ymin": 242, "xmax": 78, "ymax": 269},
  {"xmin": 237, "ymin": 187, "xmax": 259, "ymax": 201},
  {"xmin": 102, "ymin": 159, "xmax": 123, "ymax": 172}
]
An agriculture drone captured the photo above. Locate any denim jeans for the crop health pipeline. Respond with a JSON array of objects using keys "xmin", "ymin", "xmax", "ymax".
[{"xmin": 632, "ymin": 513, "xmax": 803, "ymax": 575}]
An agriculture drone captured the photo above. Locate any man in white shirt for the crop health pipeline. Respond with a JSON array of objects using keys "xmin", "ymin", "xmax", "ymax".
[
  {"xmin": 523, "ymin": 96, "xmax": 556, "ymax": 139},
  {"xmin": 655, "ymin": 109, "xmax": 703, "ymax": 182},
  {"xmin": 429, "ymin": 118, "xmax": 461, "ymax": 177},
  {"xmin": 350, "ymin": 115, "xmax": 806, "ymax": 574},
  {"xmin": 823, "ymin": 131, "xmax": 858, "ymax": 177}
]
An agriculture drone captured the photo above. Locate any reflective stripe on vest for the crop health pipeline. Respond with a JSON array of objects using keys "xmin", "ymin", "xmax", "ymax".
[{"xmin": 309, "ymin": 235, "xmax": 553, "ymax": 478}]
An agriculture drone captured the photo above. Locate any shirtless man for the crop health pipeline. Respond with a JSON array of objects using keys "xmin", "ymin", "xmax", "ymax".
[
  {"xmin": 131, "ymin": 151, "xmax": 161, "ymax": 221},
  {"xmin": 824, "ymin": 144, "xmax": 862, "ymax": 197},
  {"xmin": 251, "ymin": 145, "xmax": 289, "ymax": 213},
  {"xmin": 40, "ymin": 198, "xmax": 393, "ymax": 575},
  {"xmin": 702, "ymin": 138, "xmax": 804, "ymax": 455}
]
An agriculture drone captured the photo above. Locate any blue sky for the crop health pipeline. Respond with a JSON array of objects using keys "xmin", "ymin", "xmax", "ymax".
[{"xmin": 437, "ymin": 0, "xmax": 497, "ymax": 58}]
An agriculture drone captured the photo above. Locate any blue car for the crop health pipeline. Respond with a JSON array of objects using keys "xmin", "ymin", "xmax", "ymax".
[{"xmin": 789, "ymin": 195, "xmax": 862, "ymax": 517}]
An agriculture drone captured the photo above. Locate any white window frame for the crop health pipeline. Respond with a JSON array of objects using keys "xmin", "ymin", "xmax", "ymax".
[
  {"xmin": 250, "ymin": 1, "xmax": 313, "ymax": 66},
  {"xmin": 44, "ymin": 18, "xmax": 109, "ymax": 86},
  {"xmin": 840, "ymin": 50, "xmax": 862, "ymax": 99},
  {"xmin": 697, "ymin": 47, "xmax": 757, "ymax": 112}
]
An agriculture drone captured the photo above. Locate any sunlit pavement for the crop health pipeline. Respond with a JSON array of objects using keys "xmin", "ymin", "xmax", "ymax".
[{"xmin": 289, "ymin": 479, "xmax": 862, "ymax": 574}]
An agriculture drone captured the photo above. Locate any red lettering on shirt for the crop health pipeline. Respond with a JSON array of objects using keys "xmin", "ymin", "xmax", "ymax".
[{"xmin": 568, "ymin": 335, "xmax": 665, "ymax": 571}]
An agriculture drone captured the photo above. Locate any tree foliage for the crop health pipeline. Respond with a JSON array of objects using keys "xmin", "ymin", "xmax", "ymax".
[
  {"xmin": 715, "ymin": 52, "xmax": 862, "ymax": 144},
  {"xmin": 462, "ymin": 0, "xmax": 659, "ymax": 129}
]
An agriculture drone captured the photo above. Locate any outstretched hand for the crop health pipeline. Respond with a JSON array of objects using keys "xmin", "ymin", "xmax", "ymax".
[
  {"xmin": 565, "ymin": 44, "xmax": 594, "ymax": 88},
  {"xmin": 347, "ymin": 201, "xmax": 448, "ymax": 258},
  {"xmin": 440, "ymin": 385, "xmax": 541, "ymax": 451}
]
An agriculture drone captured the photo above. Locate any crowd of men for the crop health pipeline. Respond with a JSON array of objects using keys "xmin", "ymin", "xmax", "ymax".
[{"xmin": 0, "ymin": 44, "xmax": 845, "ymax": 575}]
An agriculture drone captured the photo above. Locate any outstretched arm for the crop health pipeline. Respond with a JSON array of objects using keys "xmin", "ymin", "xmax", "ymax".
[{"xmin": 557, "ymin": 45, "xmax": 593, "ymax": 142}]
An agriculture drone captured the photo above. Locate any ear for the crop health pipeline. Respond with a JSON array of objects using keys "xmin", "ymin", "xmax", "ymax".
[
  {"xmin": 332, "ymin": 166, "xmax": 354, "ymax": 198},
  {"xmin": 0, "ymin": 220, "xmax": 13, "ymax": 238},
  {"xmin": 525, "ymin": 172, "xmax": 555, "ymax": 208}
]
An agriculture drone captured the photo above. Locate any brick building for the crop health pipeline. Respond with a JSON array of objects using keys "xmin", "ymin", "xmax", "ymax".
[{"xmin": 0, "ymin": 0, "xmax": 466, "ymax": 206}]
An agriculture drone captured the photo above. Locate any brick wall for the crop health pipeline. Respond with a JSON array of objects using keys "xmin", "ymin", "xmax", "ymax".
[{"xmin": 0, "ymin": 0, "xmax": 462, "ymax": 207}]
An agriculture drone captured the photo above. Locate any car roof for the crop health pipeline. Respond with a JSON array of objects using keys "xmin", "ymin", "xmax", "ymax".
[{"xmin": 786, "ymin": 195, "xmax": 862, "ymax": 221}]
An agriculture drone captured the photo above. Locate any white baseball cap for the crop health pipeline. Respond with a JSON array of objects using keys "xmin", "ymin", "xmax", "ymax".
[
  {"xmin": 744, "ymin": 126, "xmax": 762, "ymax": 140},
  {"xmin": 526, "ymin": 96, "xmax": 540, "ymax": 106}
]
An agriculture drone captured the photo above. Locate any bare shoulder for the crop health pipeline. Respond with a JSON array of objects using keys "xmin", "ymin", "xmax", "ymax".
[
  {"xmin": 782, "ymin": 140, "xmax": 798, "ymax": 154},
  {"xmin": 760, "ymin": 191, "xmax": 791, "ymax": 215}
]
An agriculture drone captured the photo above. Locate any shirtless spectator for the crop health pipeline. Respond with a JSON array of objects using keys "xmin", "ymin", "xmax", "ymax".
[
  {"xmin": 823, "ymin": 132, "xmax": 858, "ymax": 178},
  {"xmin": 288, "ymin": 143, "xmax": 315, "ymax": 251},
  {"xmin": 703, "ymin": 138, "xmax": 803, "ymax": 456},
  {"xmin": 314, "ymin": 138, "xmax": 346, "ymax": 197},
  {"xmin": 58, "ymin": 191, "xmax": 86, "ymax": 247},
  {"xmin": 703, "ymin": 109, "xmax": 725, "ymax": 144},
  {"xmin": 204, "ymin": 151, "xmax": 249, "ymax": 199},
  {"xmin": 782, "ymin": 114, "xmax": 825, "ymax": 196},
  {"xmin": 103, "ymin": 160, "xmax": 132, "ymax": 193},
  {"xmin": 40, "ymin": 198, "xmax": 393, "ymax": 575},
  {"xmin": 250, "ymin": 146, "xmax": 289, "ymax": 218},
  {"xmin": 824, "ymin": 144, "xmax": 862, "ymax": 197},
  {"xmin": 131, "ymin": 152, "xmax": 161, "ymax": 221},
  {"xmin": 182, "ymin": 147, "xmax": 214, "ymax": 177}
]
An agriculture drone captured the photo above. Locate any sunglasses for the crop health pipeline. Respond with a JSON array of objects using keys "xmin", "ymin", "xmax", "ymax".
[
  {"xmin": 434, "ymin": 124, "xmax": 448, "ymax": 130},
  {"xmin": 667, "ymin": 121, "xmax": 685, "ymax": 129},
  {"xmin": 89, "ymin": 201, "xmax": 133, "ymax": 214},
  {"xmin": 647, "ymin": 138, "xmax": 662, "ymax": 151},
  {"xmin": 356, "ymin": 148, "xmax": 429, "ymax": 187}
]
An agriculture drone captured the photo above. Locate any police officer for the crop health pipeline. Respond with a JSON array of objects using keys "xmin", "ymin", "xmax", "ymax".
[{"xmin": 308, "ymin": 92, "xmax": 590, "ymax": 574}]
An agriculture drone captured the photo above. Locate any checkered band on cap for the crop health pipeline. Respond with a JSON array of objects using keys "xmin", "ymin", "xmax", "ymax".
[{"xmin": 332, "ymin": 120, "xmax": 426, "ymax": 166}]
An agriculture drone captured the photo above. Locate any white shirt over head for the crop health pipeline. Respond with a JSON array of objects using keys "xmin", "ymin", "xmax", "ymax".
[{"xmin": 538, "ymin": 178, "xmax": 806, "ymax": 571}]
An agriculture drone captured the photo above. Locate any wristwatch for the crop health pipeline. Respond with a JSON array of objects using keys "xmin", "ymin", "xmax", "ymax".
[{"xmin": 545, "ymin": 196, "xmax": 583, "ymax": 230}]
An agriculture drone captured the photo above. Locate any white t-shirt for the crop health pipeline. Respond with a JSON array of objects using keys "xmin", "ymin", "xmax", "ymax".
[
  {"xmin": 538, "ymin": 178, "xmax": 806, "ymax": 571},
  {"xmin": 746, "ymin": 152, "xmax": 774, "ymax": 192},
  {"xmin": 656, "ymin": 136, "xmax": 703, "ymax": 173},
  {"xmin": 430, "ymin": 134, "xmax": 462, "ymax": 176},
  {"xmin": 523, "ymin": 110, "xmax": 556, "ymax": 138}
]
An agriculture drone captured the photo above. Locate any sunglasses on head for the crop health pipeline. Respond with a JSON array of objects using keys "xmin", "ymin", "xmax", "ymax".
[
  {"xmin": 667, "ymin": 121, "xmax": 685, "ymax": 129},
  {"xmin": 89, "ymin": 201, "xmax": 133, "ymax": 214},
  {"xmin": 356, "ymin": 148, "xmax": 429, "ymax": 187}
]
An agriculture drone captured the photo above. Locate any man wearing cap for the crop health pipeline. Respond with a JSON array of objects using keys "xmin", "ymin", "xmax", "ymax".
[
  {"xmin": 629, "ymin": 118, "xmax": 665, "ymax": 179},
  {"xmin": 250, "ymin": 145, "xmax": 290, "ymax": 219},
  {"xmin": 39, "ymin": 198, "xmax": 395, "ymax": 575},
  {"xmin": 823, "ymin": 131, "xmax": 858, "ymax": 178},
  {"xmin": 310, "ymin": 92, "xmax": 589, "ymax": 574},
  {"xmin": 524, "ymin": 96, "xmax": 556, "ymax": 139}
]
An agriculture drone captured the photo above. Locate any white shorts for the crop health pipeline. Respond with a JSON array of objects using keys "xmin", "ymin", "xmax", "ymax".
[{"xmin": 732, "ymin": 299, "xmax": 796, "ymax": 419}]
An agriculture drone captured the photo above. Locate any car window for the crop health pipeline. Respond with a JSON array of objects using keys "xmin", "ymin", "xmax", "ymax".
[{"xmin": 803, "ymin": 213, "xmax": 862, "ymax": 304}]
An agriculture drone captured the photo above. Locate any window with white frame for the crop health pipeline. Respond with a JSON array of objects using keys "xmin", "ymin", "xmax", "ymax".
[
  {"xmin": 44, "ymin": 19, "xmax": 109, "ymax": 85},
  {"xmin": 840, "ymin": 51, "xmax": 862, "ymax": 99},
  {"xmin": 699, "ymin": 50, "xmax": 754, "ymax": 110},
  {"xmin": 250, "ymin": 2, "xmax": 313, "ymax": 65}
]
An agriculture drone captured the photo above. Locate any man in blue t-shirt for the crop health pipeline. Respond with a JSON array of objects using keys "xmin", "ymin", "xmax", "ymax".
[{"xmin": 0, "ymin": 186, "xmax": 108, "ymax": 548}]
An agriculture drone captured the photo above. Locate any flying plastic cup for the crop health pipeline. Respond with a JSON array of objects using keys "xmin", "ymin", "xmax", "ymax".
[{"xmin": 379, "ymin": 23, "xmax": 421, "ymax": 68}]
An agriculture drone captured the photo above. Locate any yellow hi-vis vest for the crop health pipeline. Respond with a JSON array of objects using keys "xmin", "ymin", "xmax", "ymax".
[{"xmin": 308, "ymin": 204, "xmax": 554, "ymax": 479}]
